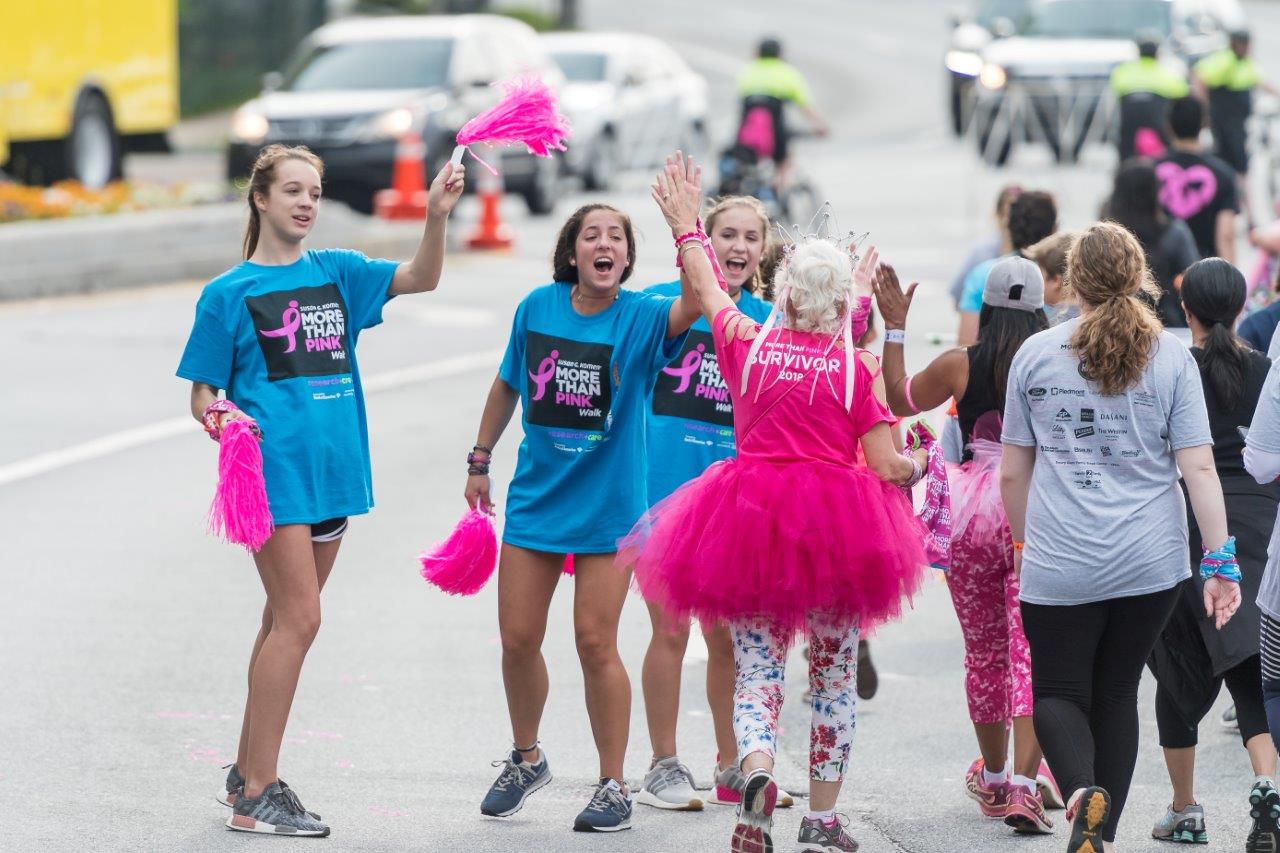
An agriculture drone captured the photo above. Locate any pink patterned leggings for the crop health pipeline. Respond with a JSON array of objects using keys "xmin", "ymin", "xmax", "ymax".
[
  {"xmin": 730, "ymin": 612, "xmax": 859, "ymax": 782},
  {"xmin": 947, "ymin": 524, "xmax": 1033, "ymax": 725}
]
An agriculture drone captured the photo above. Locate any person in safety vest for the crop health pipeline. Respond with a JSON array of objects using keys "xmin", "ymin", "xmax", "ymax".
[{"xmin": 1110, "ymin": 32, "xmax": 1189, "ymax": 161}]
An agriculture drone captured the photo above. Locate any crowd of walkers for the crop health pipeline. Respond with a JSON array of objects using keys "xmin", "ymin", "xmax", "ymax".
[{"xmin": 177, "ymin": 117, "xmax": 1280, "ymax": 851}]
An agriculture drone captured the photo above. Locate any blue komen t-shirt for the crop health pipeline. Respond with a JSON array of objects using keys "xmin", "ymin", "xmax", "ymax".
[
  {"xmin": 644, "ymin": 281, "xmax": 773, "ymax": 505},
  {"xmin": 498, "ymin": 282, "xmax": 686, "ymax": 553},
  {"xmin": 176, "ymin": 249, "xmax": 398, "ymax": 525}
]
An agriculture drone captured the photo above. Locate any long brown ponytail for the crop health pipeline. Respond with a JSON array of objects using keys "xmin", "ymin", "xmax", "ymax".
[
  {"xmin": 242, "ymin": 144, "xmax": 325, "ymax": 259},
  {"xmin": 1066, "ymin": 222, "xmax": 1163, "ymax": 395}
]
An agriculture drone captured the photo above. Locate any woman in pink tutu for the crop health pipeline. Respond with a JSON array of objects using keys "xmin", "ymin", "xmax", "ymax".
[{"xmin": 619, "ymin": 154, "xmax": 929, "ymax": 853}]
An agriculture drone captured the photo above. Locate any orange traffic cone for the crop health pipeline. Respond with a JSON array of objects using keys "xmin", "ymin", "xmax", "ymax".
[
  {"xmin": 467, "ymin": 167, "xmax": 514, "ymax": 250},
  {"xmin": 374, "ymin": 133, "xmax": 429, "ymax": 220}
]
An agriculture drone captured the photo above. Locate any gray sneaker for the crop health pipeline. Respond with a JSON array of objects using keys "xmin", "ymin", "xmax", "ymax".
[
  {"xmin": 218, "ymin": 764, "xmax": 320, "ymax": 820},
  {"xmin": 636, "ymin": 756, "xmax": 703, "ymax": 810},
  {"xmin": 798, "ymin": 813, "xmax": 860, "ymax": 852},
  {"xmin": 1152, "ymin": 802, "xmax": 1207, "ymax": 843},
  {"xmin": 226, "ymin": 780, "xmax": 330, "ymax": 837},
  {"xmin": 708, "ymin": 760, "xmax": 795, "ymax": 807}
]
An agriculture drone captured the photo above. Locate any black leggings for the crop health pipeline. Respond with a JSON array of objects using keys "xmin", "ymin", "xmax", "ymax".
[
  {"xmin": 1156, "ymin": 653, "xmax": 1268, "ymax": 748},
  {"xmin": 1021, "ymin": 587, "xmax": 1179, "ymax": 843}
]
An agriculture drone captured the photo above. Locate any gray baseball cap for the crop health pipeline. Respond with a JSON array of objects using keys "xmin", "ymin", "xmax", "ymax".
[{"xmin": 983, "ymin": 255, "xmax": 1044, "ymax": 312}]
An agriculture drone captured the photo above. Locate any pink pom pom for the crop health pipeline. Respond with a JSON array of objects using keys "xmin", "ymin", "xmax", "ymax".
[
  {"xmin": 563, "ymin": 553, "xmax": 575, "ymax": 576},
  {"xmin": 419, "ymin": 509, "xmax": 499, "ymax": 596},
  {"xmin": 206, "ymin": 419, "xmax": 274, "ymax": 552},
  {"xmin": 455, "ymin": 76, "xmax": 571, "ymax": 170}
]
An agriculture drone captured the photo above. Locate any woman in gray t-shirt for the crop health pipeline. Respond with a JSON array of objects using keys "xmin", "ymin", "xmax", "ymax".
[{"xmin": 1000, "ymin": 223, "xmax": 1241, "ymax": 851}]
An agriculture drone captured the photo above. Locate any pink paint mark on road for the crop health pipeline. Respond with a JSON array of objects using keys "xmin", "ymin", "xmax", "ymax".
[
  {"xmin": 188, "ymin": 746, "xmax": 225, "ymax": 764},
  {"xmin": 336, "ymin": 760, "xmax": 355, "ymax": 769},
  {"xmin": 369, "ymin": 805, "xmax": 410, "ymax": 817}
]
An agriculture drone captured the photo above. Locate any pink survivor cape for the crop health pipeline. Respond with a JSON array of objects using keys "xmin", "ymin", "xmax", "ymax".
[{"xmin": 618, "ymin": 307, "xmax": 928, "ymax": 634}]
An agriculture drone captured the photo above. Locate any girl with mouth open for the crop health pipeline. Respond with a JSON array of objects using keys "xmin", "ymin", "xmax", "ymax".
[
  {"xmin": 177, "ymin": 143, "xmax": 465, "ymax": 838},
  {"xmin": 467, "ymin": 170, "xmax": 703, "ymax": 833}
]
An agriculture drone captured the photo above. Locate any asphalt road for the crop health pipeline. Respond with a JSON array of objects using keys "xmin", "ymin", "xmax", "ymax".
[{"xmin": 5, "ymin": 1, "xmax": 1280, "ymax": 850}]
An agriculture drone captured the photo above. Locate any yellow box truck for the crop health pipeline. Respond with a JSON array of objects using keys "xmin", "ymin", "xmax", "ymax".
[{"xmin": 0, "ymin": 0, "xmax": 178, "ymax": 187}]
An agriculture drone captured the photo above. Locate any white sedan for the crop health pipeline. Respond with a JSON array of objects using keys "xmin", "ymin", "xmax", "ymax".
[{"xmin": 542, "ymin": 32, "xmax": 709, "ymax": 190}]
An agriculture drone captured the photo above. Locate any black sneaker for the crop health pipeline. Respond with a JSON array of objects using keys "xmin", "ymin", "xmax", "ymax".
[
  {"xmin": 1248, "ymin": 781, "xmax": 1280, "ymax": 853},
  {"xmin": 480, "ymin": 749, "xmax": 552, "ymax": 817},
  {"xmin": 573, "ymin": 778, "xmax": 633, "ymax": 832},
  {"xmin": 219, "ymin": 764, "xmax": 321, "ymax": 820},
  {"xmin": 226, "ymin": 780, "xmax": 329, "ymax": 837}
]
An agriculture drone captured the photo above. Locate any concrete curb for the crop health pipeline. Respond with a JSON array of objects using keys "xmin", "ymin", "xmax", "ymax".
[{"xmin": 0, "ymin": 203, "xmax": 433, "ymax": 300}]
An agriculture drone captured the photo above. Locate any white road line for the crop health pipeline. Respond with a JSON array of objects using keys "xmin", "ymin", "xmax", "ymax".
[{"xmin": 0, "ymin": 348, "xmax": 504, "ymax": 488}]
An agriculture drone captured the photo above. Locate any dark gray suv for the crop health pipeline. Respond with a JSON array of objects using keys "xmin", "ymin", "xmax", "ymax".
[{"xmin": 225, "ymin": 14, "xmax": 564, "ymax": 215}]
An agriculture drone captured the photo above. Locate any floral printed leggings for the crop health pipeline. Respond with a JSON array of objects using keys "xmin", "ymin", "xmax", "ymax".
[
  {"xmin": 731, "ymin": 612, "xmax": 859, "ymax": 782},
  {"xmin": 947, "ymin": 523, "xmax": 1032, "ymax": 724}
]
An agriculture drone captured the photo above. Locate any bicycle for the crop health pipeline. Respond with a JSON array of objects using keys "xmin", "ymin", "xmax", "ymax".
[{"xmin": 715, "ymin": 129, "xmax": 822, "ymax": 226}]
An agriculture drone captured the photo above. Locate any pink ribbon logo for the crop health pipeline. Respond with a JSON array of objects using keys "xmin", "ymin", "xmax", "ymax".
[
  {"xmin": 529, "ymin": 349, "xmax": 559, "ymax": 401},
  {"xmin": 1157, "ymin": 161, "xmax": 1218, "ymax": 220},
  {"xmin": 661, "ymin": 343, "xmax": 705, "ymax": 393},
  {"xmin": 259, "ymin": 300, "xmax": 302, "ymax": 353}
]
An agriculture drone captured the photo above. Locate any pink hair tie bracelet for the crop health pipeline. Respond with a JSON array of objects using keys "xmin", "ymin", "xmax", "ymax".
[{"xmin": 904, "ymin": 376, "xmax": 922, "ymax": 414}]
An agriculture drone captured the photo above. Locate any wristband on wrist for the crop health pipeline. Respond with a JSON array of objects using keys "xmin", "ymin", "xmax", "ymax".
[
  {"xmin": 202, "ymin": 399, "xmax": 261, "ymax": 442},
  {"xmin": 900, "ymin": 452, "xmax": 923, "ymax": 489},
  {"xmin": 884, "ymin": 328, "xmax": 905, "ymax": 344},
  {"xmin": 1200, "ymin": 535, "xmax": 1241, "ymax": 583},
  {"xmin": 1012, "ymin": 540, "xmax": 1025, "ymax": 552}
]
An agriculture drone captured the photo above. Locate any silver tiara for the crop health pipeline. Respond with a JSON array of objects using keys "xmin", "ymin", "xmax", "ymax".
[{"xmin": 774, "ymin": 202, "xmax": 869, "ymax": 261}]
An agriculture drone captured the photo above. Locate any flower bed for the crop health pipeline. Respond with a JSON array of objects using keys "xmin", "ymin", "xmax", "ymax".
[{"xmin": 0, "ymin": 180, "xmax": 229, "ymax": 223}]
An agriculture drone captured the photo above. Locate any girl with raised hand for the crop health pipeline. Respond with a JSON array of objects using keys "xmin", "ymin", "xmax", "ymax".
[
  {"xmin": 177, "ymin": 143, "xmax": 464, "ymax": 837},
  {"xmin": 621, "ymin": 154, "xmax": 929, "ymax": 853},
  {"xmin": 1000, "ymin": 222, "xmax": 1240, "ymax": 853},
  {"xmin": 468, "ymin": 167, "xmax": 701, "ymax": 833},
  {"xmin": 636, "ymin": 195, "xmax": 788, "ymax": 814},
  {"xmin": 875, "ymin": 255, "xmax": 1058, "ymax": 835}
]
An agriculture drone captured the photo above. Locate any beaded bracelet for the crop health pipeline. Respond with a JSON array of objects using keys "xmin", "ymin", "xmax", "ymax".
[{"xmin": 1200, "ymin": 536, "xmax": 1242, "ymax": 583}]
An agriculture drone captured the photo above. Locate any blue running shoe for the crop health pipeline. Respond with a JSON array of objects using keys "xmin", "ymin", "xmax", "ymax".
[
  {"xmin": 480, "ymin": 749, "xmax": 551, "ymax": 817},
  {"xmin": 573, "ymin": 778, "xmax": 633, "ymax": 832}
]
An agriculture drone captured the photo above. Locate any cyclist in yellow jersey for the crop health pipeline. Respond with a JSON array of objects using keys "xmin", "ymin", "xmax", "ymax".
[
  {"xmin": 1110, "ymin": 33, "xmax": 1189, "ymax": 161},
  {"xmin": 735, "ymin": 37, "xmax": 829, "ymax": 189}
]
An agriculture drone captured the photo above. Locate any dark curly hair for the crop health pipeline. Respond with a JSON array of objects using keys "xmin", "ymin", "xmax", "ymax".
[
  {"xmin": 552, "ymin": 204, "xmax": 636, "ymax": 284},
  {"xmin": 1007, "ymin": 191, "xmax": 1057, "ymax": 252}
]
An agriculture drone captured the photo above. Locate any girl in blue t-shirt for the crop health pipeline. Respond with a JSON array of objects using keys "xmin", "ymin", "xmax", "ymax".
[
  {"xmin": 635, "ymin": 195, "xmax": 780, "ymax": 812},
  {"xmin": 467, "ymin": 193, "xmax": 702, "ymax": 832},
  {"xmin": 177, "ymin": 144, "xmax": 464, "ymax": 837}
]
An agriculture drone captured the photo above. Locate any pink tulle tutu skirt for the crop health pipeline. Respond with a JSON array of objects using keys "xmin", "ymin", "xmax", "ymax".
[
  {"xmin": 618, "ymin": 457, "xmax": 929, "ymax": 635},
  {"xmin": 947, "ymin": 438, "xmax": 1007, "ymax": 546}
]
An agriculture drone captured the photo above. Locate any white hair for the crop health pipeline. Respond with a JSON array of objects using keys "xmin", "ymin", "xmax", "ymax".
[{"xmin": 775, "ymin": 240, "xmax": 852, "ymax": 335}]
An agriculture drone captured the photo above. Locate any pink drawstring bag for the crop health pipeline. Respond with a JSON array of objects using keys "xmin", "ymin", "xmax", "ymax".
[
  {"xmin": 450, "ymin": 75, "xmax": 572, "ymax": 173},
  {"xmin": 419, "ymin": 509, "xmax": 499, "ymax": 596},
  {"xmin": 206, "ymin": 419, "xmax": 274, "ymax": 552}
]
